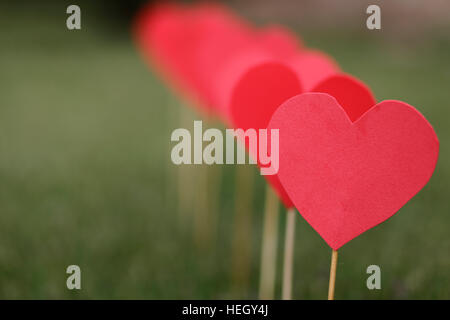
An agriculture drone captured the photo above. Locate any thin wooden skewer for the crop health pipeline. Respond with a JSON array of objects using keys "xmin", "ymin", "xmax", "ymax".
[
  {"xmin": 282, "ymin": 208, "xmax": 296, "ymax": 300},
  {"xmin": 193, "ymin": 165, "xmax": 210, "ymax": 250},
  {"xmin": 231, "ymin": 165, "xmax": 254, "ymax": 296},
  {"xmin": 177, "ymin": 104, "xmax": 194, "ymax": 224},
  {"xmin": 259, "ymin": 185, "xmax": 279, "ymax": 300},
  {"xmin": 193, "ymin": 117, "xmax": 220, "ymax": 251},
  {"xmin": 328, "ymin": 249, "xmax": 339, "ymax": 300},
  {"xmin": 166, "ymin": 95, "xmax": 178, "ymax": 213}
]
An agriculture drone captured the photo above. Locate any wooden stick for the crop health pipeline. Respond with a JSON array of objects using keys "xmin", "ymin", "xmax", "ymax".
[
  {"xmin": 230, "ymin": 165, "xmax": 254, "ymax": 296},
  {"xmin": 166, "ymin": 95, "xmax": 178, "ymax": 213},
  {"xmin": 193, "ymin": 162, "xmax": 211, "ymax": 250},
  {"xmin": 193, "ymin": 117, "xmax": 220, "ymax": 251},
  {"xmin": 177, "ymin": 104, "xmax": 194, "ymax": 224},
  {"xmin": 328, "ymin": 249, "xmax": 339, "ymax": 300},
  {"xmin": 282, "ymin": 208, "xmax": 296, "ymax": 300},
  {"xmin": 205, "ymin": 163, "xmax": 221, "ymax": 250},
  {"xmin": 259, "ymin": 185, "xmax": 279, "ymax": 300}
]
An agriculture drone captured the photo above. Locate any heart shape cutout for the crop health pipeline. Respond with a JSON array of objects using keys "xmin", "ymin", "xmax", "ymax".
[
  {"xmin": 212, "ymin": 25, "xmax": 303, "ymax": 123},
  {"xmin": 229, "ymin": 62, "xmax": 375, "ymax": 208},
  {"xmin": 134, "ymin": 2, "xmax": 252, "ymax": 114},
  {"xmin": 268, "ymin": 93, "xmax": 439, "ymax": 249},
  {"xmin": 287, "ymin": 50, "xmax": 339, "ymax": 91},
  {"xmin": 186, "ymin": 3, "xmax": 254, "ymax": 111},
  {"xmin": 134, "ymin": 3, "xmax": 201, "ymax": 107},
  {"xmin": 229, "ymin": 63, "xmax": 301, "ymax": 207}
]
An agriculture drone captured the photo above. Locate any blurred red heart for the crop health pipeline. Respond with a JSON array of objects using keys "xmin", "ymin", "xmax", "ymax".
[
  {"xmin": 186, "ymin": 3, "xmax": 254, "ymax": 111},
  {"xmin": 229, "ymin": 62, "xmax": 375, "ymax": 208},
  {"xmin": 212, "ymin": 25, "xmax": 302, "ymax": 122},
  {"xmin": 287, "ymin": 50, "xmax": 339, "ymax": 91},
  {"xmin": 253, "ymin": 25, "xmax": 302, "ymax": 59},
  {"xmin": 311, "ymin": 73, "xmax": 375, "ymax": 122},
  {"xmin": 230, "ymin": 63, "xmax": 301, "ymax": 207},
  {"xmin": 134, "ymin": 3, "xmax": 199, "ymax": 105},
  {"xmin": 268, "ymin": 93, "xmax": 439, "ymax": 249},
  {"xmin": 134, "ymin": 2, "xmax": 253, "ymax": 114}
]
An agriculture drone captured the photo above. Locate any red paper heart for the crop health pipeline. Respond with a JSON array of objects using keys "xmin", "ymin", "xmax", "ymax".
[
  {"xmin": 212, "ymin": 25, "xmax": 302, "ymax": 122},
  {"xmin": 223, "ymin": 50, "xmax": 339, "ymax": 122},
  {"xmin": 230, "ymin": 62, "xmax": 375, "ymax": 207},
  {"xmin": 311, "ymin": 73, "xmax": 375, "ymax": 122},
  {"xmin": 287, "ymin": 50, "xmax": 339, "ymax": 91},
  {"xmin": 134, "ymin": 3, "xmax": 199, "ymax": 105},
  {"xmin": 186, "ymin": 3, "xmax": 254, "ymax": 111},
  {"xmin": 253, "ymin": 25, "xmax": 302, "ymax": 59},
  {"xmin": 268, "ymin": 93, "xmax": 439, "ymax": 249},
  {"xmin": 134, "ymin": 2, "xmax": 253, "ymax": 114},
  {"xmin": 230, "ymin": 63, "xmax": 302, "ymax": 207}
]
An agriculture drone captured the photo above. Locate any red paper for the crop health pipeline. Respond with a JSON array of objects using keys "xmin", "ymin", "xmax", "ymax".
[
  {"xmin": 134, "ymin": 2, "xmax": 253, "ymax": 114},
  {"xmin": 230, "ymin": 63, "xmax": 302, "ymax": 207},
  {"xmin": 212, "ymin": 25, "xmax": 302, "ymax": 122},
  {"xmin": 229, "ymin": 62, "xmax": 375, "ymax": 208},
  {"xmin": 268, "ymin": 93, "xmax": 439, "ymax": 249},
  {"xmin": 288, "ymin": 50, "xmax": 339, "ymax": 91},
  {"xmin": 253, "ymin": 25, "xmax": 302, "ymax": 59},
  {"xmin": 311, "ymin": 73, "xmax": 375, "ymax": 122},
  {"xmin": 134, "ymin": 3, "xmax": 197, "ymax": 105},
  {"xmin": 185, "ymin": 3, "xmax": 254, "ymax": 111},
  {"xmin": 230, "ymin": 63, "xmax": 302, "ymax": 131}
]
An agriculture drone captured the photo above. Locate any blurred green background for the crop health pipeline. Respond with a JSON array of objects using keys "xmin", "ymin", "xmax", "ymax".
[{"xmin": 0, "ymin": 1, "xmax": 449, "ymax": 299}]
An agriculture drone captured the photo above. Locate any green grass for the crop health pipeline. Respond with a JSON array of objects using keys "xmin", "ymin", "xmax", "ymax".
[{"xmin": 0, "ymin": 5, "xmax": 449, "ymax": 299}]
